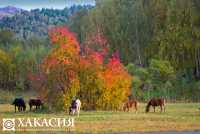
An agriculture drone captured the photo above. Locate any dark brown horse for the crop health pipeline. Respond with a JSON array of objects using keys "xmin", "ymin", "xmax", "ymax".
[
  {"xmin": 123, "ymin": 99, "xmax": 139, "ymax": 113},
  {"xmin": 146, "ymin": 98, "xmax": 165, "ymax": 113},
  {"xmin": 28, "ymin": 99, "xmax": 43, "ymax": 111}
]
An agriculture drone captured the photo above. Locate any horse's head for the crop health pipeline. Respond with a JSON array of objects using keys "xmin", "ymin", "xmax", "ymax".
[
  {"xmin": 12, "ymin": 98, "xmax": 20, "ymax": 105},
  {"xmin": 11, "ymin": 100, "xmax": 16, "ymax": 105},
  {"xmin": 23, "ymin": 105, "xmax": 26, "ymax": 111}
]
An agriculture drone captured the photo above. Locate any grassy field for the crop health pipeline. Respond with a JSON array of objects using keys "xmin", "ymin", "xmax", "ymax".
[{"xmin": 0, "ymin": 103, "xmax": 199, "ymax": 134}]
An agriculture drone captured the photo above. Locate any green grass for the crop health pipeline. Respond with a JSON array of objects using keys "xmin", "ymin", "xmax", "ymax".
[{"xmin": 0, "ymin": 103, "xmax": 200, "ymax": 134}]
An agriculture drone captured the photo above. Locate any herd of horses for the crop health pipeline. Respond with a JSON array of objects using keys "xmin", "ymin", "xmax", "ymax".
[
  {"xmin": 12, "ymin": 98, "xmax": 82, "ymax": 116},
  {"xmin": 11, "ymin": 98, "xmax": 165, "ymax": 115},
  {"xmin": 122, "ymin": 98, "xmax": 165, "ymax": 113},
  {"xmin": 12, "ymin": 98, "xmax": 43, "ymax": 112}
]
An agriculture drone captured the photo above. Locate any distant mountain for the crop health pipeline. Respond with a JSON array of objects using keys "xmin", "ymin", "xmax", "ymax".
[
  {"xmin": 0, "ymin": 5, "xmax": 93, "ymax": 39},
  {"xmin": 0, "ymin": 6, "xmax": 24, "ymax": 19}
]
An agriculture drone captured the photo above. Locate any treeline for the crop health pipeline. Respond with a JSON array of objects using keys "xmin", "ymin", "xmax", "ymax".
[
  {"xmin": 0, "ymin": 5, "xmax": 93, "ymax": 39},
  {"xmin": 68, "ymin": 0, "xmax": 200, "ymax": 101}
]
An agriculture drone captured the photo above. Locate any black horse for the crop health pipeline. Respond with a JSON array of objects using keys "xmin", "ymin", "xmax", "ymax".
[
  {"xmin": 29, "ymin": 99, "xmax": 43, "ymax": 111},
  {"xmin": 12, "ymin": 98, "xmax": 26, "ymax": 112}
]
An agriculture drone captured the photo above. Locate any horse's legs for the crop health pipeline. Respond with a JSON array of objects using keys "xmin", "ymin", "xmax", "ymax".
[
  {"xmin": 76, "ymin": 107, "xmax": 79, "ymax": 116},
  {"xmin": 15, "ymin": 105, "xmax": 16, "ymax": 113},
  {"xmin": 72, "ymin": 109, "xmax": 75, "ymax": 115},
  {"xmin": 153, "ymin": 106, "xmax": 155, "ymax": 112},
  {"xmin": 124, "ymin": 107, "xmax": 127, "ymax": 112},
  {"xmin": 69, "ymin": 107, "xmax": 71, "ymax": 115},
  {"xmin": 160, "ymin": 105, "xmax": 162, "ymax": 112},
  {"xmin": 164, "ymin": 105, "xmax": 165, "ymax": 112},
  {"xmin": 36, "ymin": 105, "xmax": 39, "ymax": 110},
  {"xmin": 78, "ymin": 106, "xmax": 81, "ymax": 116},
  {"xmin": 135, "ymin": 103, "xmax": 138, "ymax": 114},
  {"xmin": 77, "ymin": 108, "xmax": 79, "ymax": 116},
  {"xmin": 123, "ymin": 105, "xmax": 126, "ymax": 112},
  {"xmin": 162, "ymin": 104, "xmax": 165, "ymax": 112},
  {"xmin": 135, "ymin": 106, "xmax": 138, "ymax": 114},
  {"xmin": 19, "ymin": 106, "xmax": 22, "ymax": 112}
]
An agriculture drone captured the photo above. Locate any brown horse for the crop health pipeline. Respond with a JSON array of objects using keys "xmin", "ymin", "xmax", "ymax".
[
  {"xmin": 123, "ymin": 99, "xmax": 139, "ymax": 113},
  {"xmin": 146, "ymin": 98, "xmax": 165, "ymax": 113}
]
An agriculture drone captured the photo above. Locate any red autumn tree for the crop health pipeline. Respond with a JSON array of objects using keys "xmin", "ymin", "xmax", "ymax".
[{"xmin": 36, "ymin": 26, "xmax": 132, "ymax": 111}]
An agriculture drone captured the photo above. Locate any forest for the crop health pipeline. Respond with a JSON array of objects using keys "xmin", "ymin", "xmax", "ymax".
[{"xmin": 0, "ymin": 0, "xmax": 200, "ymax": 109}]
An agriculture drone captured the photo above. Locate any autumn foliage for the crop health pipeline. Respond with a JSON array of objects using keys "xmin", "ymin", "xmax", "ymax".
[{"xmin": 35, "ymin": 27, "xmax": 131, "ymax": 110}]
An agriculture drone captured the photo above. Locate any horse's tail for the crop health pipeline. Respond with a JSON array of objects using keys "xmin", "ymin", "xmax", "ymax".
[
  {"xmin": 146, "ymin": 101, "xmax": 151, "ymax": 113},
  {"xmin": 135, "ymin": 101, "xmax": 139, "ymax": 110}
]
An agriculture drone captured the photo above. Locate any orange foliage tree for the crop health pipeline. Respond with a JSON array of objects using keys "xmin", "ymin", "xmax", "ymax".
[{"xmin": 36, "ymin": 27, "xmax": 132, "ymax": 111}]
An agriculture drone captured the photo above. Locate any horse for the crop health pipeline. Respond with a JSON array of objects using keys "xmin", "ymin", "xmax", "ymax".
[
  {"xmin": 123, "ymin": 99, "xmax": 139, "ymax": 113},
  {"xmin": 146, "ymin": 98, "xmax": 165, "ymax": 113},
  {"xmin": 28, "ymin": 99, "xmax": 43, "ymax": 111},
  {"xmin": 69, "ymin": 99, "xmax": 81, "ymax": 116},
  {"xmin": 12, "ymin": 98, "xmax": 26, "ymax": 112}
]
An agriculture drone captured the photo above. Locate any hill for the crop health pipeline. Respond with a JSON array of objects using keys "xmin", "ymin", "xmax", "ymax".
[
  {"xmin": 0, "ymin": 5, "xmax": 93, "ymax": 39},
  {"xmin": 0, "ymin": 6, "xmax": 24, "ymax": 19}
]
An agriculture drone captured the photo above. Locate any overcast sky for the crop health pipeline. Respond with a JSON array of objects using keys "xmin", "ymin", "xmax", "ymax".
[{"xmin": 0, "ymin": 0, "xmax": 95, "ymax": 10}]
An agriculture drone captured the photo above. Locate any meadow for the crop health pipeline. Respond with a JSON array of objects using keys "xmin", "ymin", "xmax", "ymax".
[{"xmin": 0, "ymin": 103, "xmax": 199, "ymax": 134}]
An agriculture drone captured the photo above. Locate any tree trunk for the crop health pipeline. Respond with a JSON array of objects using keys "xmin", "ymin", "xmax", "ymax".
[{"xmin": 194, "ymin": 48, "xmax": 200, "ymax": 80}]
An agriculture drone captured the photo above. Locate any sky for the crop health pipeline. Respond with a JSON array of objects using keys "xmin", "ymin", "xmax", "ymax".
[{"xmin": 0, "ymin": 0, "xmax": 95, "ymax": 10}]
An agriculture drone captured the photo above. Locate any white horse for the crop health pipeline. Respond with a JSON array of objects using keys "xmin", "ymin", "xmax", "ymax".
[{"xmin": 71, "ymin": 99, "xmax": 81, "ymax": 116}]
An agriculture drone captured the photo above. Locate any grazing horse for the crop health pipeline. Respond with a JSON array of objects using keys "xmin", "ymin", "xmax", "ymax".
[
  {"xmin": 29, "ymin": 99, "xmax": 43, "ymax": 111},
  {"xmin": 12, "ymin": 98, "xmax": 26, "ymax": 112},
  {"xmin": 69, "ymin": 99, "xmax": 81, "ymax": 116},
  {"xmin": 146, "ymin": 98, "xmax": 165, "ymax": 113},
  {"xmin": 123, "ymin": 99, "xmax": 139, "ymax": 113}
]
